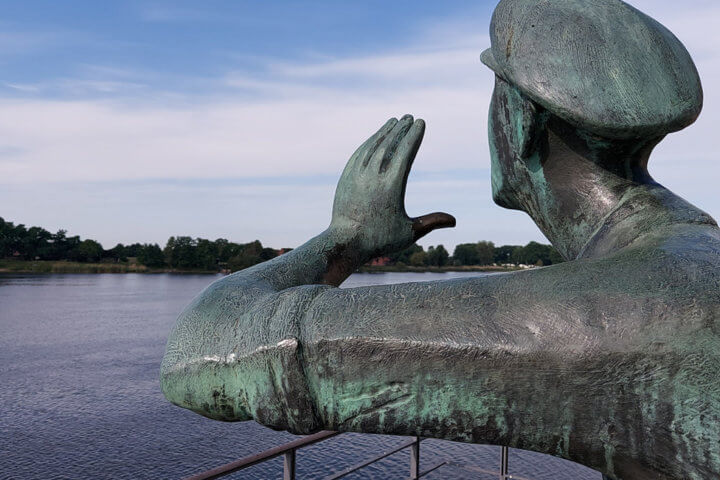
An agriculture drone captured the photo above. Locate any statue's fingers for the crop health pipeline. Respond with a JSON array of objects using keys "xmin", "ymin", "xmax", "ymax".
[
  {"xmin": 412, "ymin": 212, "xmax": 456, "ymax": 241},
  {"xmin": 388, "ymin": 119, "xmax": 425, "ymax": 198},
  {"xmin": 369, "ymin": 114, "xmax": 413, "ymax": 171},
  {"xmin": 352, "ymin": 117, "xmax": 397, "ymax": 170}
]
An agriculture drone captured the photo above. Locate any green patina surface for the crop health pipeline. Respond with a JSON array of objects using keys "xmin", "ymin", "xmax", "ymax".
[{"xmin": 161, "ymin": 1, "xmax": 720, "ymax": 479}]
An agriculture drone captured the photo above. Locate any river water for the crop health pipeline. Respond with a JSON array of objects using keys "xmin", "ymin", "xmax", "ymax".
[{"xmin": 0, "ymin": 273, "xmax": 600, "ymax": 479}]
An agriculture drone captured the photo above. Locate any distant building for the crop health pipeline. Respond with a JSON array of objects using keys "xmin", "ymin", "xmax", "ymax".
[{"xmin": 367, "ymin": 256, "xmax": 391, "ymax": 266}]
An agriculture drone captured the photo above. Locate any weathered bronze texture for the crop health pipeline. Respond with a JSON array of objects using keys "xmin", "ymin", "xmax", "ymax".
[
  {"xmin": 480, "ymin": 0, "xmax": 703, "ymax": 140},
  {"xmin": 161, "ymin": 1, "xmax": 720, "ymax": 479}
]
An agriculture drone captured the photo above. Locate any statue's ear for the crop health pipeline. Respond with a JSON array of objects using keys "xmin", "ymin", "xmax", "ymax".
[
  {"xmin": 493, "ymin": 77, "xmax": 547, "ymax": 163},
  {"xmin": 517, "ymin": 98, "xmax": 546, "ymax": 160}
]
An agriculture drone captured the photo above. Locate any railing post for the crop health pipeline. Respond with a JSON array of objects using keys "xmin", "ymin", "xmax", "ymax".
[
  {"xmin": 500, "ymin": 446, "xmax": 509, "ymax": 479},
  {"xmin": 410, "ymin": 436, "xmax": 420, "ymax": 479},
  {"xmin": 283, "ymin": 449, "xmax": 296, "ymax": 480}
]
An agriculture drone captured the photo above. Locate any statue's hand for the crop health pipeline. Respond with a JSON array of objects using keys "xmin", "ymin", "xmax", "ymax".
[{"xmin": 330, "ymin": 114, "xmax": 455, "ymax": 259}]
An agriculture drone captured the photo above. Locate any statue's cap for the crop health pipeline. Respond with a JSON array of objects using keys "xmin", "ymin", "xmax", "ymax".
[{"xmin": 481, "ymin": 0, "xmax": 703, "ymax": 139}]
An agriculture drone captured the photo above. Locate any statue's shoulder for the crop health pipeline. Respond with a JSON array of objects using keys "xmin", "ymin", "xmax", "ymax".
[
  {"xmin": 497, "ymin": 227, "xmax": 720, "ymax": 326},
  {"xmin": 600, "ymin": 225, "xmax": 720, "ymax": 329},
  {"xmin": 654, "ymin": 225, "xmax": 720, "ymax": 283}
]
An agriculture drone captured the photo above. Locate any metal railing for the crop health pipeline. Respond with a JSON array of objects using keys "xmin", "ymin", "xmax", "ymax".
[{"xmin": 184, "ymin": 432, "xmax": 522, "ymax": 480}]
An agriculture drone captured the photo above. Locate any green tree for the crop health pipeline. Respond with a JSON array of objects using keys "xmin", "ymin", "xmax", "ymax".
[
  {"xmin": 426, "ymin": 245, "xmax": 449, "ymax": 267},
  {"xmin": 408, "ymin": 250, "xmax": 427, "ymax": 266},
  {"xmin": 124, "ymin": 243, "xmax": 144, "ymax": 258},
  {"xmin": 453, "ymin": 243, "xmax": 480, "ymax": 265},
  {"xmin": 21, "ymin": 226, "xmax": 52, "ymax": 260},
  {"xmin": 76, "ymin": 239, "xmax": 104, "ymax": 262},
  {"xmin": 105, "ymin": 243, "xmax": 128, "ymax": 262},
  {"xmin": 511, "ymin": 245, "xmax": 527, "ymax": 265},
  {"xmin": 260, "ymin": 247, "xmax": 278, "ymax": 261},
  {"xmin": 47, "ymin": 229, "xmax": 70, "ymax": 260},
  {"xmin": 0, "ymin": 218, "xmax": 24, "ymax": 257},
  {"xmin": 227, "ymin": 240, "xmax": 266, "ymax": 272},
  {"xmin": 453, "ymin": 241, "xmax": 496, "ymax": 266},
  {"xmin": 548, "ymin": 248, "xmax": 564, "ymax": 265},
  {"xmin": 164, "ymin": 236, "xmax": 198, "ymax": 269},
  {"xmin": 137, "ymin": 244, "xmax": 166, "ymax": 268},
  {"xmin": 388, "ymin": 244, "xmax": 423, "ymax": 265},
  {"xmin": 476, "ymin": 241, "xmax": 495, "ymax": 265},
  {"xmin": 494, "ymin": 245, "xmax": 519, "ymax": 264},
  {"xmin": 196, "ymin": 238, "xmax": 219, "ymax": 270},
  {"xmin": 511, "ymin": 241, "xmax": 564, "ymax": 266},
  {"xmin": 0, "ymin": 217, "xmax": 12, "ymax": 257},
  {"xmin": 63, "ymin": 235, "xmax": 82, "ymax": 261},
  {"xmin": 215, "ymin": 238, "xmax": 232, "ymax": 262}
]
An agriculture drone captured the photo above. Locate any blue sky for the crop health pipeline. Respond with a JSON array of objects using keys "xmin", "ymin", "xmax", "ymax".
[{"xmin": 1, "ymin": 0, "xmax": 719, "ymax": 251}]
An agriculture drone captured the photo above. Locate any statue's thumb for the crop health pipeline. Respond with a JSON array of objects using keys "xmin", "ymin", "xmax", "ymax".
[{"xmin": 412, "ymin": 212, "xmax": 456, "ymax": 241}]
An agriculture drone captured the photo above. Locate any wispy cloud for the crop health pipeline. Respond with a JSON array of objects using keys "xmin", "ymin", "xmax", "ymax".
[
  {"xmin": 0, "ymin": 25, "xmax": 91, "ymax": 58},
  {"xmin": 0, "ymin": 31, "xmax": 61, "ymax": 56},
  {"xmin": 139, "ymin": 4, "xmax": 237, "ymax": 23},
  {"xmin": 4, "ymin": 83, "xmax": 39, "ymax": 93},
  {"xmin": 1, "ymin": 64, "xmax": 154, "ymax": 97},
  {"xmin": 264, "ymin": 47, "xmax": 484, "ymax": 82}
]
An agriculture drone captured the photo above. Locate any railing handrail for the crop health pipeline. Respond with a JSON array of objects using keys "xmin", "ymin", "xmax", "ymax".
[
  {"xmin": 184, "ymin": 432, "xmax": 515, "ymax": 480},
  {"xmin": 325, "ymin": 436, "xmax": 420, "ymax": 480},
  {"xmin": 183, "ymin": 430, "xmax": 339, "ymax": 480}
]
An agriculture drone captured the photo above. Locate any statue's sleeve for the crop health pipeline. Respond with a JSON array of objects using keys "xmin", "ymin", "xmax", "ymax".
[
  {"xmin": 162, "ymin": 261, "xmax": 621, "ymax": 433},
  {"xmin": 298, "ymin": 269, "xmax": 607, "ymax": 439}
]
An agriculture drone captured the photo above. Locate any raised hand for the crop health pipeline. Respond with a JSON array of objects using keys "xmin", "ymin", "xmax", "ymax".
[{"xmin": 330, "ymin": 114, "xmax": 455, "ymax": 260}]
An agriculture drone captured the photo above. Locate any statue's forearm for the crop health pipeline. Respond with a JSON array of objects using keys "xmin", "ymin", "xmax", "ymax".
[
  {"xmin": 242, "ymin": 226, "xmax": 369, "ymax": 291},
  {"xmin": 160, "ymin": 226, "xmax": 371, "ymax": 430}
]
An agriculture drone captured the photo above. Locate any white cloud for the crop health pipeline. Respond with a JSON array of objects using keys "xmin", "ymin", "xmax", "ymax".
[{"xmin": 0, "ymin": 41, "xmax": 491, "ymax": 184}]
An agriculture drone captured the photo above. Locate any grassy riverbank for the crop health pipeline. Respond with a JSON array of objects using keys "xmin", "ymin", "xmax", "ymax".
[
  {"xmin": 0, "ymin": 259, "xmax": 527, "ymax": 275},
  {"xmin": 0, "ymin": 260, "xmax": 217, "ymax": 274}
]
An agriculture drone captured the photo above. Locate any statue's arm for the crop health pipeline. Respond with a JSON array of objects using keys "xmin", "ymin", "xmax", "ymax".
[{"xmin": 162, "ymin": 243, "xmax": 651, "ymax": 430}]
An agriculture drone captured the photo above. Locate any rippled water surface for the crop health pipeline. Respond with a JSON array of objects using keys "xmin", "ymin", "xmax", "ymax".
[{"xmin": 0, "ymin": 273, "xmax": 601, "ymax": 479}]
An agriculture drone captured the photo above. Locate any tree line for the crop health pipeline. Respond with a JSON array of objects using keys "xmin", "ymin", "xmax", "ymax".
[
  {"xmin": 387, "ymin": 240, "xmax": 563, "ymax": 267},
  {"xmin": 1, "ymin": 217, "xmax": 564, "ymax": 272},
  {"xmin": 0, "ymin": 217, "xmax": 286, "ymax": 272}
]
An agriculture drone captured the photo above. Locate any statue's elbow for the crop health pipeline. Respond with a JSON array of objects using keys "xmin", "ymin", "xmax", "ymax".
[{"xmin": 159, "ymin": 354, "xmax": 253, "ymax": 422}]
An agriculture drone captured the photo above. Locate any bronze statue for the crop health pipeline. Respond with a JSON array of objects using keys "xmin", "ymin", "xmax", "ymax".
[{"xmin": 161, "ymin": 1, "xmax": 720, "ymax": 478}]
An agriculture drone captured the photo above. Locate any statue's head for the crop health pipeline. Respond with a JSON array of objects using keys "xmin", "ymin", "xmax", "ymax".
[{"xmin": 482, "ymin": 0, "xmax": 704, "ymax": 211}]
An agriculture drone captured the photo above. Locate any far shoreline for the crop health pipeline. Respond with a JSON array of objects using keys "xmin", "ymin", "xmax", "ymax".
[
  {"xmin": 0, "ymin": 260, "xmax": 218, "ymax": 275},
  {"xmin": 1, "ymin": 260, "xmax": 528, "ymax": 275},
  {"xmin": 357, "ymin": 265, "xmax": 525, "ymax": 273}
]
